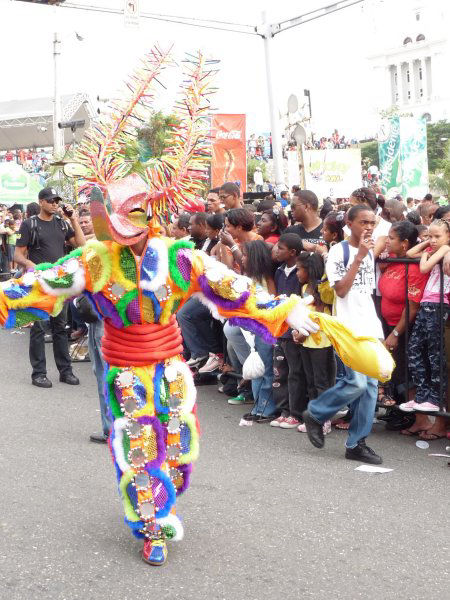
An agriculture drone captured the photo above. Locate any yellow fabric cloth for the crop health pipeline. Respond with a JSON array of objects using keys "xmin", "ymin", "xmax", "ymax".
[{"xmin": 309, "ymin": 310, "xmax": 395, "ymax": 382}]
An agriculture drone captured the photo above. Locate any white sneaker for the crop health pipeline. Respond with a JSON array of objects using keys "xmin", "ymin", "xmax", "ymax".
[
  {"xmin": 186, "ymin": 355, "xmax": 207, "ymax": 367},
  {"xmin": 198, "ymin": 353, "xmax": 221, "ymax": 373},
  {"xmin": 398, "ymin": 400, "xmax": 417, "ymax": 412}
]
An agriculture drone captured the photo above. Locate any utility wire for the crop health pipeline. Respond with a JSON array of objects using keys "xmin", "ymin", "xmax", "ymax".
[
  {"xmin": 126, "ymin": 10, "xmax": 254, "ymax": 28},
  {"xmin": 62, "ymin": 2, "xmax": 258, "ymax": 35},
  {"xmin": 276, "ymin": 0, "xmax": 365, "ymax": 33},
  {"xmin": 61, "ymin": 1, "xmax": 364, "ymax": 37}
]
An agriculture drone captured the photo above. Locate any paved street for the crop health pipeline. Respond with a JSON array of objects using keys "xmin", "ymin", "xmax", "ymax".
[{"xmin": 0, "ymin": 329, "xmax": 448, "ymax": 600}]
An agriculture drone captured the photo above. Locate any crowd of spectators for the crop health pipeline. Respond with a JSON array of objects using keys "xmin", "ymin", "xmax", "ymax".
[
  {"xmin": 170, "ymin": 184, "xmax": 450, "ymax": 455},
  {"xmin": 0, "ymin": 148, "xmax": 50, "ymax": 175},
  {"xmin": 248, "ymin": 134, "xmax": 271, "ymax": 160},
  {"xmin": 5, "ymin": 183, "xmax": 449, "ymax": 452},
  {"xmin": 304, "ymin": 130, "xmax": 357, "ymax": 150}
]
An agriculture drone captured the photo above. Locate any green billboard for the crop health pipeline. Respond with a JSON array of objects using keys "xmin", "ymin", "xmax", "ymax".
[
  {"xmin": 379, "ymin": 117, "xmax": 429, "ymax": 199},
  {"xmin": 378, "ymin": 116, "xmax": 401, "ymax": 196},
  {"xmin": 0, "ymin": 162, "xmax": 42, "ymax": 205}
]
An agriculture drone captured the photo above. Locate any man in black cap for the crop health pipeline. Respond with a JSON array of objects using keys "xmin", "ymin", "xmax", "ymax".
[{"xmin": 15, "ymin": 187, "xmax": 85, "ymax": 388}]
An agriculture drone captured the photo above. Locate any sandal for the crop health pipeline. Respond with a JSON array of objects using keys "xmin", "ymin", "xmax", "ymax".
[
  {"xmin": 400, "ymin": 428, "xmax": 428, "ymax": 437},
  {"xmin": 419, "ymin": 431, "xmax": 446, "ymax": 440},
  {"xmin": 378, "ymin": 389, "xmax": 396, "ymax": 407}
]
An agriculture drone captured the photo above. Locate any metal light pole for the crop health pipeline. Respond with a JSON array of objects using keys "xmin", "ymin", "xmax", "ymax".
[
  {"xmin": 258, "ymin": 12, "xmax": 285, "ymax": 189},
  {"xmin": 52, "ymin": 31, "xmax": 64, "ymax": 157},
  {"xmin": 255, "ymin": 1, "xmax": 365, "ymax": 188}
]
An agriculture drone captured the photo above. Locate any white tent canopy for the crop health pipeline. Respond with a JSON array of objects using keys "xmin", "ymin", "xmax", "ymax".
[{"xmin": 0, "ymin": 93, "xmax": 94, "ymax": 152}]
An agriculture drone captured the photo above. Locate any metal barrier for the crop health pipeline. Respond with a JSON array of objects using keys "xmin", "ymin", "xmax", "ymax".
[{"xmin": 377, "ymin": 256, "xmax": 449, "ymax": 417}]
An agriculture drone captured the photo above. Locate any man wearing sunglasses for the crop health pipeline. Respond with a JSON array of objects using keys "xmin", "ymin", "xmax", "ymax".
[{"xmin": 15, "ymin": 187, "xmax": 85, "ymax": 388}]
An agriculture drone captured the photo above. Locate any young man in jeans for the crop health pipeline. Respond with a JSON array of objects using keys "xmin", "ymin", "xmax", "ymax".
[{"xmin": 303, "ymin": 205, "xmax": 384, "ymax": 464}]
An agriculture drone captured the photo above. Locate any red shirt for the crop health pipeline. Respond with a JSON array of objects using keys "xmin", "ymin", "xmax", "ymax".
[
  {"xmin": 265, "ymin": 234, "xmax": 280, "ymax": 245},
  {"xmin": 379, "ymin": 261, "xmax": 428, "ymax": 325}
]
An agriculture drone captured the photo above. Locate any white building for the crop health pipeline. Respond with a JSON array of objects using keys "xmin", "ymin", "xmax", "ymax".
[{"xmin": 366, "ymin": 0, "xmax": 450, "ymax": 123}]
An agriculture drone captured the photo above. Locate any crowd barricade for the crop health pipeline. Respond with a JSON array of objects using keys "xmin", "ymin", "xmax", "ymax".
[{"xmin": 377, "ymin": 256, "xmax": 449, "ymax": 417}]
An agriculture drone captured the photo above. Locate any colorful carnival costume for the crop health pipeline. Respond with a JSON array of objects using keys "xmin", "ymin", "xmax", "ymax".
[
  {"xmin": 0, "ymin": 48, "xmax": 320, "ymax": 566},
  {"xmin": 0, "ymin": 47, "xmax": 394, "ymax": 566}
]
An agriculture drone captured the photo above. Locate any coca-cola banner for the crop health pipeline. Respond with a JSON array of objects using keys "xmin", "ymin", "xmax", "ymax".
[{"xmin": 211, "ymin": 114, "xmax": 246, "ymax": 193}]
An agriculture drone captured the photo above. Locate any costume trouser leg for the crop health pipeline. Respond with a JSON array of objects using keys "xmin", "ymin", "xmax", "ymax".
[{"xmin": 106, "ymin": 356, "xmax": 197, "ymax": 544}]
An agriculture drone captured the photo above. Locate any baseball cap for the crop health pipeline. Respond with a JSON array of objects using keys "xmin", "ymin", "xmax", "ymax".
[{"xmin": 38, "ymin": 187, "xmax": 61, "ymax": 202}]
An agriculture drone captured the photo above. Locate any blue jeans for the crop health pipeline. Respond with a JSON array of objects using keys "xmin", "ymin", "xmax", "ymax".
[
  {"xmin": 177, "ymin": 297, "xmax": 221, "ymax": 359},
  {"xmin": 251, "ymin": 336, "xmax": 276, "ymax": 417},
  {"xmin": 223, "ymin": 321, "xmax": 250, "ymax": 371},
  {"xmin": 308, "ymin": 365, "xmax": 378, "ymax": 449},
  {"xmin": 88, "ymin": 320, "xmax": 112, "ymax": 436}
]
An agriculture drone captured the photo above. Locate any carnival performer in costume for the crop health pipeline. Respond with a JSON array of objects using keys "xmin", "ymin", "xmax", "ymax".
[
  {"xmin": 0, "ymin": 47, "xmax": 393, "ymax": 566},
  {"xmin": 0, "ymin": 47, "xmax": 320, "ymax": 566}
]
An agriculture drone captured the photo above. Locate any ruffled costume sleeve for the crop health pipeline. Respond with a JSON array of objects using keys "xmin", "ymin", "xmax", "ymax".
[
  {"xmin": 0, "ymin": 240, "xmax": 111, "ymax": 328},
  {"xmin": 170, "ymin": 246, "xmax": 394, "ymax": 383},
  {"xmin": 185, "ymin": 250, "xmax": 306, "ymax": 345}
]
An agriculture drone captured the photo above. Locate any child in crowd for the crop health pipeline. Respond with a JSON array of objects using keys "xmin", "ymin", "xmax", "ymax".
[
  {"xmin": 238, "ymin": 240, "xmax": 278, "ymax": 421},
  {"xmin": 293, "ymin": 251, "xmax": 335, "ymax": 435},
  {"xmin": 269, "ymin": 233, "xmax": 306, "ymax": 429},
  {"xmin": 416, "ymin": 224, "xmax": 429, "ymax": 242},
  {"xmin": 400, "ymin": 219, "xmax": 450, "ymax": 439},
  {"xmin": 256, "ymin": 209, "xmax": 288, "ymax": 245},
  {"xmin": 312, "ymin": 210, "xmax": 346, "ymax": 260},
  {"xmin": 3, "ymin": 218, "xmax": 16, "ymax": 272},
  {"xmin": 303, "ymin": 204, "xmax": 385, "ymax": 464}
]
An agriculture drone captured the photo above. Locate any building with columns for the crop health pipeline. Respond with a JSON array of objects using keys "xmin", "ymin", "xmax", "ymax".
[{"xmin": 366, "ymin": 0, "xmax": 450, "ymax": 123}]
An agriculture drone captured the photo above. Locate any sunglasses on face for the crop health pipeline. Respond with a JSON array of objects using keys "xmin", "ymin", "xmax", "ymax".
[{"xmin": 45, "ymin": 198, "xmax": 60, "ymax": 205}]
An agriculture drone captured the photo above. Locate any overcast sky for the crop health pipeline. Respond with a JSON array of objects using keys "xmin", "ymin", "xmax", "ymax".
[{"xmin": 0, "ymin": 0, "xmax": 417, "ymax": 139}]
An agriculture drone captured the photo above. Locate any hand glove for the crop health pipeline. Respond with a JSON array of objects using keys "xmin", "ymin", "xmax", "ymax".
[{"xmin": 286, "ymin": 296, "xmax": 319, "ymax": 337}]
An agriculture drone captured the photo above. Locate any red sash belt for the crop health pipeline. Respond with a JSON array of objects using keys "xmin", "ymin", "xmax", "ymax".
[{"xmin": 102, "ymin": 315, "xmax": 183, "ymax": 367}]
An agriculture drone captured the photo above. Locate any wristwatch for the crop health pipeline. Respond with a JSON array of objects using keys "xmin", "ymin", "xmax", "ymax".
[{"xmin": 393, "ymin": 329, "xmax": 399, "ymax": 337}]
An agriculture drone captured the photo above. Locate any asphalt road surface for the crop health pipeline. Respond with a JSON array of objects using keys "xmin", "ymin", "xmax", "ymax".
[{"xmin": 0, "ymin": 329, "xmax": 448, "ymax": 600}]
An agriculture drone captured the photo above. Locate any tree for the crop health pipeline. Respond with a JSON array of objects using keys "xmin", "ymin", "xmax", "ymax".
[
  {"xmin": 426, "ymin": 120, "xmax": 450, "ymax": 172},
  {"xmin": 247, "ymin": 158, "xmax": 267, "ymax": 185},
  {"xmin": 360, "ymin": 141, "xmax": 379, "ymax": 168},
  {"xmin": 428, "ymin": 136, "xmax": 450, "ymax": 197},
  {"xmin": 137, "ymin": 111, "xmax": 179, "ymax": 159}
]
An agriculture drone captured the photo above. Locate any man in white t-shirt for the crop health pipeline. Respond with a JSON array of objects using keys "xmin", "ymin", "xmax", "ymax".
[
  {"xmin": 253, "ymin": 167, "xmax": 264, "ymax": 192},
  {"xmin": 303, "ymin": 205, "xmax": 384, "ymax": 464}
]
